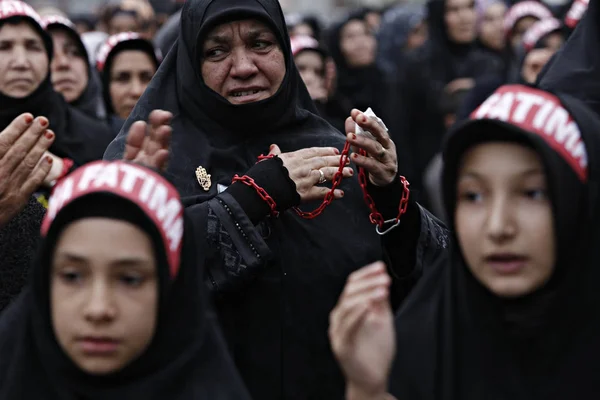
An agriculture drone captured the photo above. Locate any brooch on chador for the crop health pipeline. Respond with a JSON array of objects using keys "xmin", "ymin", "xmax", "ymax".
[{"xmin": 195, "ymin": 166, "xmax": 211, "ymax": 191}]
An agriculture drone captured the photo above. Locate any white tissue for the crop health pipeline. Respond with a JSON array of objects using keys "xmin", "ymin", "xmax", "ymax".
[{"xmin": 354, "ymin": 107, "xmax": 387, "ymax": 141}]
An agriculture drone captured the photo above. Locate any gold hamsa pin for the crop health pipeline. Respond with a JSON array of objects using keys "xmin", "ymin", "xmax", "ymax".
[{"xmin": 195, "ymin": 166, "xmax": 212, "ymax": 191}]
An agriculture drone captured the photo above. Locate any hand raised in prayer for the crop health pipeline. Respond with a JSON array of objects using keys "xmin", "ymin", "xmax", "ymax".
[
  {"xmin": 329, "ymin": 262, "xmax": 395, "ymax": 400},
  {"xmin": 268, "ymin": 144, "xmax": 354, "ymax": 203},
  {"xmin": 124, "ymin": 110, "xmax": 172, "ymax": 172},
  {"xmin": 0, "ymin": 114, "xmax": 54, "ymax": 227},
  {"xmin": 345, "ymin": 109, "xmax": 398, "ymax": 187}
]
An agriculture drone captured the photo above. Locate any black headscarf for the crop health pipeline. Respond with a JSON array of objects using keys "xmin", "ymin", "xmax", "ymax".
[
  {"xmin": 0, "ymin": 4, "xmax": 112, "ymax": 166},
  {"xmin": 96, "ymin": 32, "xmax": 161, "ymax": 136},
  {"xmin": 389, "ymin": 85, "xmax": 600, "ymax": 399},
  {"xmin": 45, "ymin": 16, "xmax": 106, "ymax": 120},
  {"xmin": 104, "ymin": 0, "xmax": 392, "ymax": 398},
  {"xmin": 0, "ymin": 161, "xmax": 252, "ymax": 399}
]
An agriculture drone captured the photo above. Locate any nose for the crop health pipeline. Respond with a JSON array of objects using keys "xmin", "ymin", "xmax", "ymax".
[
  {"xmin": 52, "ymin": 50, "xmax": 70, "ymax": 71},
  {"xmin": 485, "ymin": 195, "xmax": 517, "ymax": 243},
  {"xmin": 83, "ymin": 279, "xmax": 117, "ymax": 323},
  {"xmin": 129, "ymin": 76, "xmax": 145, "ymax": 98},
  {"xmin": 11, "ymin": 46, "xmax": 29, "ymax": 69},
  {"xmin": 230, "ymin": 48, "xmax": 258, "ymax": 79}
]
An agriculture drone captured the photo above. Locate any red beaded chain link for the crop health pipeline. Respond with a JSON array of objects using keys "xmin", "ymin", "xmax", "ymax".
[{"xmin": 236, "ymin": 142, "xmax": 410, "ymax": 228}]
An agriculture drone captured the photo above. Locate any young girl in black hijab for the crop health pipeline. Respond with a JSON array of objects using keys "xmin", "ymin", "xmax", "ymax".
[
  {"xmin": 96, "ymin": 32, "xmax": 160, "ymax": 137},
  {"xmin": 0, "ymin": 1, "xmax": 112, "ymax": 168},
  {"xmin": 331, "ymin": 84, "xmax": 600, "ymax": 399},
  {"xmin": 44, "ymin": 15, "xmax": 106, "ymax": 120},
  {"xmin": 104, "ymin": 0, "xmax": 447, "ymax": 398},
  {"xmin": 0, "ymin": 160, "xmax": 252, "ymax": 399}
]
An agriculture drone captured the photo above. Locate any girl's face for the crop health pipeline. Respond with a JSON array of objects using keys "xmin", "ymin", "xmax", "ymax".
[
  {"xmin": 50, "ymin": 29, "xmax": 89, "ymax": 103},
  {"xmin": 51, "ymin": 217, "xmax": 158, "ymax": 375},
  {"xmin": 455, "ymin": 142, "xmax": 556, "ymax": 298}
]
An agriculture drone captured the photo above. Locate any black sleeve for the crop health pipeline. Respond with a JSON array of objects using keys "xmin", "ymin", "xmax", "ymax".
[
  {"xmin": 365, "ymin": 178, "xmax": 450, "ymax": 309},
  {"xmin": 0, "ymin": 197, "xmax": 45, "ymax": 311}
]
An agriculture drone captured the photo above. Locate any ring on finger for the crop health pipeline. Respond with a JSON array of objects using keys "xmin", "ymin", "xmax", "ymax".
[{"xmin": 317, "ymin": 169, "xmax": 326, "ymax": 184}]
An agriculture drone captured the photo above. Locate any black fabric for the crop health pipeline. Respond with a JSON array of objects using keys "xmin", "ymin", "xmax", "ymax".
[
  {"xmin": 226, "ymin": 156, "xmax": 300, "ymax": 224},
  {"xmin": 153, "ymin": 9, "xmax": 182, "ymax": 57},
  {"xmin": 388, "ymin": 91, "xmax": 600, "ymax": 400},
  {"xmin": 0, "ymin": 17, "xmax": 112, "ymax": 166},
  {"xmin": 537, "ymin": 0, "xmax": 600, "ymax": 117},
  {"xmin": 47, "ymin": 24, "xmax": 105, "ymax": 120},
  {"xmin": 0, "ymin": 192, "xmax": 252, "ymax": 399},
  {"xmin": 104, "ymin": 0, "xmax": 422, "ymax": 398},
  {"xmin": 0, "ymin": 197, "xmax": 45, "ymax": 312}
]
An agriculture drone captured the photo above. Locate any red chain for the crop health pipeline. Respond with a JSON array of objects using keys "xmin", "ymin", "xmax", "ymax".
[
  {"xmin": 231, "ymin": 174, "xmax": 280, "ymax": 217},
  {"xmin": 251, "ymin": 143, "xmax": 410, "ymax": 227}
]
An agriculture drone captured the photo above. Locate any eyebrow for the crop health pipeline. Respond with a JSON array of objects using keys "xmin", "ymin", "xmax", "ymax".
[
  {"xmin": 459, "ymin": 168, "xmax": 544, "ymax": 180},
  {"xmin": 204, "ymin": 26, "xmax": 273, "ymax": 46},
  {"xmin": 54, "ymin": 252, "xmax": 152, "ymax": 268}
]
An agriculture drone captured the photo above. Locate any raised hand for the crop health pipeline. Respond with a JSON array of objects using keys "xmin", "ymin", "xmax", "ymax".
[
  {"xmin": 123, "ymin": 110, "xmax": 173, "ymax": 172},
  {"xmin": 0, "ymin": 113, "xmax": 55, "ymax": 227},
  {"xmin": 268, "ymin": 144, "xmax": 353, "ymax": 203},
  {"xmin": 345, "ymin": 109, "xmax": 398, "ymax": 187},
  {"xmin": 329, "ymin": 262, "xmax": 396, "ymax": 400}
]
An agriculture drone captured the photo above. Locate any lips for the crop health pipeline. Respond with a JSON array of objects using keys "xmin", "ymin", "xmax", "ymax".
[
  {"xmin": 485, "ymin": 253, "xmax": 528, "ymax": 274},
  {"xmin": 77, "ymin": 337, "xmax": 121, "ymax": 354},
  {"xmin": 231, "ymin": 89, "xmax": 261, "ymax": 97}
]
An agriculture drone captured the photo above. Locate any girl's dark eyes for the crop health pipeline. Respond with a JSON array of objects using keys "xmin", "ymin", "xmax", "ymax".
[
  {"xmin": 523, "ymin": 188, "xmax": 547, "ymax": 200},
  {"xmin": 59, "ymin": 270, "xmax": 82, "ymax": 284},
  {"xmin": 458, "ymin": 190, "xmax": 483, "ymax": 203},
  {"xmin": 120, "ymin": 274, "xmax": 144, "ymax": 287}
]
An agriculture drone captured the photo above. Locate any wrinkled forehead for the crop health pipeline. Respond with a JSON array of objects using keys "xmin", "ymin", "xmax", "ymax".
[{"xmin": 201, "ymin": 18, "xmax": 278, "ymax": 46}]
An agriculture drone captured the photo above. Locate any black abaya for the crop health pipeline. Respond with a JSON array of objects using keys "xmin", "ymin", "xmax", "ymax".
[{"xmin": 104, "ymin": 0, "xmax": 448, "ymax": 398}]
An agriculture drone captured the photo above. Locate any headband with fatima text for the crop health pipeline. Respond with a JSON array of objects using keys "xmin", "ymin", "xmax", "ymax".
[{"xmin": 41, "ymin": 161, "xmax": 184, "ymax": 279}]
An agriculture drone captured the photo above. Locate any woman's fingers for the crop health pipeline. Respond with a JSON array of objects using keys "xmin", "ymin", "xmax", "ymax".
[
  {"xmin": 351, "ymin": 109, "xmax": 392, "ymax": 149},
  {"xmin": 21, "ymin": 155, "xmax": 53, "ymax": 197},
  {"xmin": 346, "ymin": 133, "xmax": 387, "ymax": 161},
  {"xmin": 3, "ymin": 117, "xmax": 48, "ymax": 174},
  {"xmin": 319, "ymin": 166, "xmax": 353, "ymax": 182},
  {"xmin": 11, "ymin": 129, "xmax": 54, "ymax": 184},
  {"xmin": 330, "ymin": 301, "xmax": 371, "ymax": 355},
  {"xmin": 302, "ymin": 186, "xmax": 344, "ymax": 202},
  {"xmin": 0, "ymin": 113, "xmax": 34, "ymax": 158},
  {"xmin": 124, "ymin": 121, "xmax": 147, "ymax": 161}
]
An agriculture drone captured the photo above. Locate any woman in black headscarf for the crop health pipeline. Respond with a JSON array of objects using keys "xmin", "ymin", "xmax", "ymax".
[
  {"xmin": 0, "ymin": 1, "xmax": 112, "ymax": 168},
  {"xmin": 0, "ymin": 160, "xmax": 252, "ymax": 399},
  {"xmin": 104, "ymin": 0, "xmax": 448, "ymax": 398},
  {"xmin": 519, "ymin": 18, "xmax": 566, "ymax": 85},
  {"xmin": 331, "ymin": 84, "xmax": 600, "ymax": 399},
  {"xmin": 395, "ymin": 0, "xmax": 498, "ymax": 199},
  {"xmin": 96, "ymin": 32, "xmax": 161, "ymax": 137},
  {"xmin": 44, "ymin": 15, "xmax": 106, "ymax": 120}
]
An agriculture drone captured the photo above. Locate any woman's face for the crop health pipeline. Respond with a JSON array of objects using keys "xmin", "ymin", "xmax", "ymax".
[
  {"xmin": 201, "ymin": 19, "xmax": 286, "ymax": 105},
  {"xmin": 405, "ymin": 21, "xmax": 428, "ymax": 51},
  {"xmin": 480, "ymin": 3, "xmax": 507, "ymax": 51},
  {"xmin": 511, "ymin": 16, "xmax": 538, "ymax": 50},
  {"xmin": 543, "ymin": 32, "xmax": 564, "ymax": 53},
  {"xmin": 0, "ymin": 21, "xmax": 48, "ymax": 98},
  {"xmin": 521, "ymin": 47, "xmax": 554, "ymax": 84},
  {"xmin": 294, "ymin": 50, "xmax": 326, "ymax": 101},
  {"xmin": 109, "ymin": 49, "xmax": 156, "ymax": 119},
  {"xmin": 339, "ymin": 19, "xmax": 376, "ymax": 68},
  {"xmin": 109, "ymin": 13, "xmax": 139, "ymax": 35},
  {"xmin": 51, "ymin": 217, "xmax": 158, "ymax": 375},
  {"xmin": 445, "ymin": 0, "xmax": 477, "ymax": 44},
  {"xmin": 50, "ymin": 29, "xmax": 89, "ymax": 103},
  {"xmin": 455, "ymin": 142, "xmax": 555, "ymax": 298}
]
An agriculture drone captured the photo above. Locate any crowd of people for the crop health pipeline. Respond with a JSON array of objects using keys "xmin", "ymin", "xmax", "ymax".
[{"xmin": 0, "ymin": 0, "xmax": 598, "ymax": 398}]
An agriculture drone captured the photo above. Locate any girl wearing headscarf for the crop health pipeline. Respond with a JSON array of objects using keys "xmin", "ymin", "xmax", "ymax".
[
  {"xmin": 0, "ymin": 160, "xmax": 252, "ymax": 399},
  {"xmin": 96, "ymin": 32, "xmax": 161, "ymax": 137},
  {"xmin": 104, "ymin": 0, "xmax": 447, "ymax": 398},
  {"xmin": 44, "ymin": 15, "xmax": 106, "ymax": 120},
  {"xmin": 0, "ymin": 1, "xmax": 113, "ymax": 168},
  {"xmin": 520, "ymin": 18, "xmax": 566, "ymax": 85},
  {"xmin": 331, "ymin": 83, "xmax": 600, "ymax": 399},
  {"xmin": 476, "ymin": 0, "xmax": 509, "ymax": 78}
]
